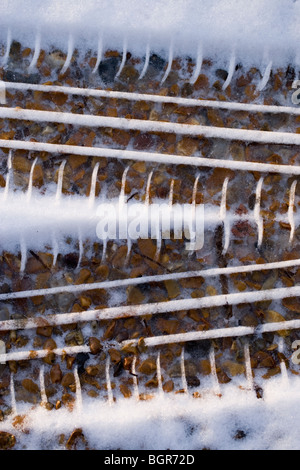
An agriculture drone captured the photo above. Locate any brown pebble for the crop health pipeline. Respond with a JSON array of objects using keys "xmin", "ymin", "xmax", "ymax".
[
  {"xmin": 22, "ymin": 378, "xmax": 39, "ymax": 394},
  {"xmin": 119, "ymin": 384, "xmax": 132, "ymax": 398},
  {"xmin": 66, "ymin": 356, "xmax": 76, "ymax": 369},
  {"xmin": 75, "ymin": 268, "xmax": 92, "ymax": 285},
  {"xmin": 127, "ymin": 286, "xmax": 145, "ymax": 304},
  {"xmin": 156, "ymin": 319, "xmax": 179, "ymax": 335},
  {"xmin": 89, "ymin": 337, "xmax": 103, "ymax": 355},
  {"xmin": 138, "ymin": 357, "xmax": 156, "ymax": 375},
  {"xmin": 12, "ymin": 155, "xmax": 32, "ymax": 173},
  {"xmin": 85, "ymin": 365, "xmax": 101, "ymax": 376},
  {"xmin": 193, "ymin": 74, "xmax": 209, "ymax": 90},
  {"xmin": 95, "ymin": 264, "xmax": 109, "ymax": 279},
  {"xmin": 36, "ymin": 326, "xmax": 53, "ymax": 337},
  {"xmin": 133, "ymin": 133, "xmax": 154, "ymax": 150},
  {"xmin": 137, "ymin": 238, "xmax": 156, "ymax": 259},
  {"xmin": 66, "ymin": 428, "xmax": 85, "ymax": 450},
  {"xmin": 43, "ymin": 352, "xmax": 56, "ymax": 365},
  {"xmin": 162, "ymin": 380, "xmax": 174, "ymax": 393},
  {"xmin": 50, "ymin": 364, "xmax": 62, "ymax": 384},
  {"xmin": 176, "ymin": 137, "xmax": 198, "ymax": 156},
  {"xmin": 43, "ymin": 338, "xmax": 57, "ymax": 350},
  {"xmin": 108, "ymin": 348, "xmax": 122, "ymax": 364},
  {"xmin": 0, "ymin": 431, "xmax": 16, "ymax": 449},
  {"xmin": 55, "ymin": 400, "xmax": 62, "ymax": 410},
  {"xmin": 164, "ymin": 280, "xmax": 180, "ymax": 299},
  {"xmin": 61, "ymin": 372, "xmax": 75, "ymax": 388}
]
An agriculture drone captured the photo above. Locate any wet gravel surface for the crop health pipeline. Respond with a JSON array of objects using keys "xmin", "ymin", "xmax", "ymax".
[{"xmin": 0, "ymin": 39, "xmax": 300, "ymax": 448}]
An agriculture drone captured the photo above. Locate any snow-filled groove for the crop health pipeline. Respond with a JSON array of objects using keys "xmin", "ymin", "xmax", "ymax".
[
  {"xmin": 60, "ymin": 33, "xmax": 74, "ymax": 75},
  {"xmin": 28, "ymin": 30, "xmax": 41, "ymax": 72}
]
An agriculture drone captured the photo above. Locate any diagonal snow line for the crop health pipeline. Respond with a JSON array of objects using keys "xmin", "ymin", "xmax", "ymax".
[
  {"xmin": 222, "ymin": 49, "xmax": 236, "ymax": 90},
  {"xmin": 4, "ymin": 80, "xmax": 300, "ymax": 116},
  {"xmin": 3, "ymin": 106, "xmax": 300, "ymax": 145},
  {"xmin": 244, "ymin": 340, "xmax": 254, "ymax": 391},
  {"xmin": 2, "ymin": 29, "xmax": 11, "ymax": 66},
  {"xmin": 121, "ymin": 318, "xmax": 300, "ymax": 348},
  {"xmin": 1, "ymin": 138, "xmax": 300, "ymax": 175},
  {"xmin": 257, "ymin": 60, "xmax": 272, "ymax": 92},
  {"xmin": 190, "ymin": 43, "xmax": 202, "ymax": 85},
  {"xmin": 115, "ymin": 37, "xmax": 127, "ymax": 77},
  {"xmin": 10, "ymin": 373, "xmax": 17, "ymax": 416},
  {"xmin": 254, "ymin": 177, "xmax": 264, "ymax": 247},
  {"xmin": 139, "ymin": 42, "xmax": 150, "ymax": 79},
  {"xmin": 0, "ymin": 257, "xmax": 299, "ymax": 302},
  {"xmin": 0, "ymin": 345, "xmax": 90, "ymax": 363},
  {"xmin": 28, "ymin": 30, "xmax": 41, "ymax": 72},
  {"xmin": 1, "ymin": 318, "xmax": 299, "ymax": 364},
  {"xmin": 2, "ymin": 283, "xmax": 300, "ymax": 332},
  {"xmin": 160, "ymin": 39, "xmax": 173, "ymax": 84},
  {"xmin": 209, "ymin": 345, "xmax": 221, "ymax": 395},
  {"xmin": 60, "ymin": 33, "xmax": 74, "ymax": 75},
  {"xmin": 105, "ymin": 355, "xmax": 114, "ymax": 405},
  {"xmin": 92, "ymin": 33, "xmax": 103, "ymax": 74},
  {"xmin": 289, "ymin": 180, "xmax": 297, "ymax": 243}
]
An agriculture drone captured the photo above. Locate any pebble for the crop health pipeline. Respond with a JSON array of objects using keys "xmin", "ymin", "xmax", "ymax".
[
  {"xmin": 216, "ymin": 369, "xmax": 231, "ymax": 384},
  {"xmin": 65, "ymin": 428, "xmax": 86, "ymax": 450},
  {"xmin": 108, "ymin": 348, "xmax": 122, "ymax": 364},
  {"xmin": 265, "ymin": 310, "xmax": 288, "ymax": 336},
  {"xmin": 137, "ymin": 238, "xmax": 156, "ymax": 259},
  {"xmin": 43, "ymin": 352, "xmax": 56, "ymax": 365},
  {"xmin": 89, "ymin": 337, "xmax": 103, "ymax": 355},
  {"xmin": 176, "ymin": 137, "xmax": 199, "ymax": 156},
  {"xmin": 65, "ymin": 330, "xmax": 84, "ymax": 346},
  {"xmin": 0, "ymin": 432, "xmax": 16, "ymax": 449},
  {"xmin": 156, "ymin": 318, "xmax": 179, "ymax": 335},
  {"xmin": 61, "ymin": 372, "xmax": 75, "ymax": 389},
  {"xmin": 98, "ymin": 57, "xmax": 121, "ymax": 84},
  {"xmin": 85, "ymin": 365, "xmax": 101, "ymax": 376},
  {"xmin": 133, "ymin": 134, "xmax": 154, "ymax": 150},
  {"xmin": 282, "ymin": 297, "xmax": 300, "ymax": 314},
  {"xmin": 162, "ymin": 380, "xmax": 174, "ymax": 393},
  {"xmin": 138, "ymin": 357, "xmax": 157, "ymax": 375},
  {"xmin": 75, "ymin": 268, "xmax": 92, "ymax": 285},
  {"xmin": 50, "ymin": 364, "xmax": 63, "ymax": 384},
  {"xmin": 46, "ymin": 51, "xmax": 66, "ymax": 68},
  {"xmin": 164, "ymin": 280, "xmax": 180, "ymax": 299},
  {"xmin": 22, "ymin": 378, "xmax": 39, "ymax": 394},
  {"xmin": 119, "ymin": 384, "xmax": 132, "ymax": 398},
  {"xmin": 251, "ymin": 351, "xmax": 275, "ymax": 369},
  {"xmin": 127, "ymin": 286, "xmax": 145, "ymax": 304},
  {"xmin": 222, "ymin": 360, "xmax": 246, "ymax": 376},
  {"xmin": 43, "ymin": 338, "xmax": 57, "ymax": 350},
  {"xmin": 186, "ymin": 376, "xmax": 200, "ymax": 387},
  {"xmin": 193, "ymin": 74, "xmax": 209, "ymax": 90}
]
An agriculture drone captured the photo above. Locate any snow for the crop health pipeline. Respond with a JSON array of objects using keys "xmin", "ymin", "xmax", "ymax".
[
  {"xmin": 0, "ymin": 0, "xmax": 298, "ymax": 67},
  {"xmin": 0, "ymin": 0, "xmax": 300, "ymax": 451},
  {"xmin": 3, "ymin": 376, "xmax": 300, "ymax": 450},
  {"xmin": 4, "ymin": 105, "xmax": 300, "ymax": 145}
]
